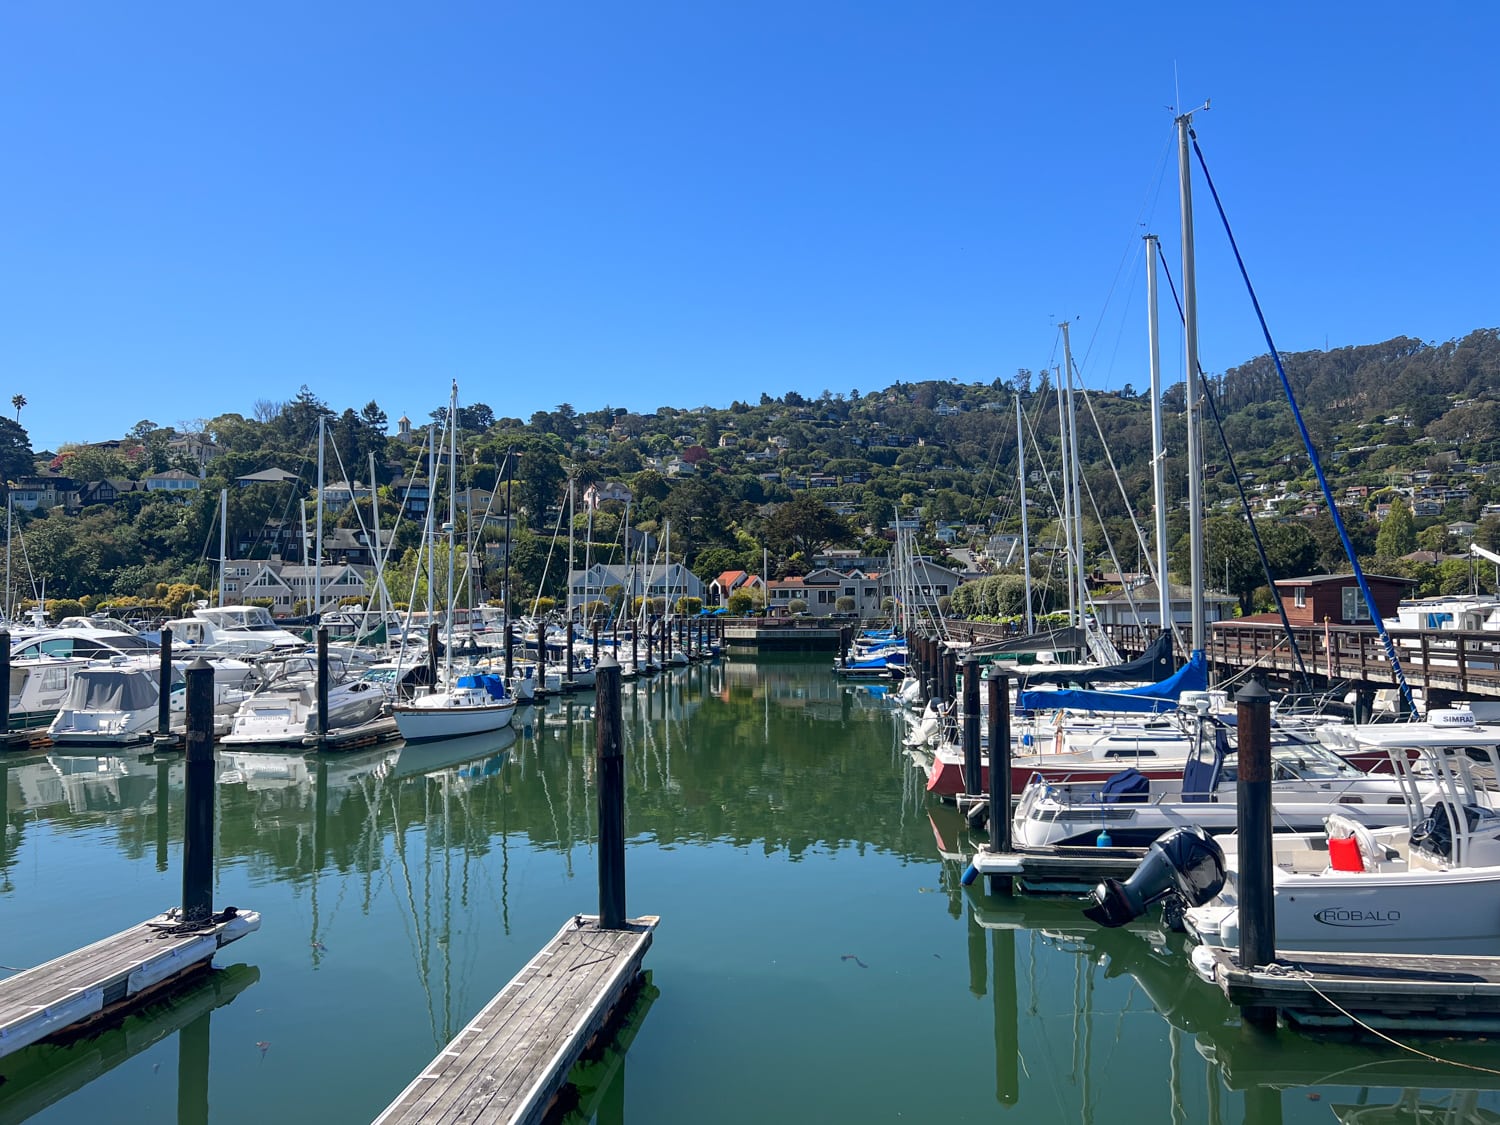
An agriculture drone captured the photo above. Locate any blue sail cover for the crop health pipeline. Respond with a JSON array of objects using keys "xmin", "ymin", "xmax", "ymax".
[{"xmin": 1016, "ymin": 651, "xmax": 1207, "ymax": 715}]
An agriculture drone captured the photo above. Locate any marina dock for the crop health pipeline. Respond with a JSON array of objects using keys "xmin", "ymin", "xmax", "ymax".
[
  {"xmin": 374, "ymin": 914, "xmax": 658, "ymax": 1124},
  {"xmin": 1197, "ymin": 945, "xmax": 1500, "ymax": 1033},
  {"xmin": 0, "ymin": 911, "xmax": 260, "ymax": 1058}
]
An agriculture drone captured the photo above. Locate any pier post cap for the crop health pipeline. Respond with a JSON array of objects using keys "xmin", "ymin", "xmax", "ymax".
[
  {"xmin": 597, "ymin": 655, "xmax": 620, "ymax": 671},
  {"xmin": 1235, "ymin": 680, "xmax": 1270, "ymax": 705},
  {"xmin": 187, "ymin": 656, "xmax": 213, "ymax": 673}
]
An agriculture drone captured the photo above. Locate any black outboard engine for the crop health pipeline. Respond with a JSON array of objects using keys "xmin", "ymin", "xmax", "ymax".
[{"xmin": 1082, "ymin": 826, "xmax": 1226, "ymax": 928}]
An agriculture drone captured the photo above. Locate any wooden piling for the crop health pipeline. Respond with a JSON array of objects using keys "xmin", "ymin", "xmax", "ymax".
[
  {"xmin": 157, "ymin": 626, "xmax": 173, "ymax": 738},
  {"xmin": 427, "ymin": 622, "xmax": 440, "ymax": 694},
  {"xmin": 962, "ymin": 658, "xmax": 981, "ymax": 796},
  {"xmin": 1236, "ymin": 679, "xmax": 1276, "ymax": 1029},
  {"xmin": 645, "ymin": 618, "xmax": 655, "ymax": 670},
  {"xmin": 592, "ymin": 621, "xmax": 601, "ymax": 663},
  {"xmin": 987, "ymin": 671, "xmax": 1013, "ymax": 887},
  {"xmin": 182, "ymin": 658, "xmax": 215, "ymax": 927},
  {"xmin": 316, "ymin": 626, "xmax": 330, "ymax": 742},
  {"xmin": 566, "ymin": 621, "xmax": 576, "ymax": 689},
  {"xmin": 1, "ymin": 630, "xmax": 9, "ymax": 737},
  {"xmin": 504, "ymin": 621, "xmax": 514, "ymax": 681},
  {"xmin": 596, "ymin": 657, "xmax": 625, "ymax": 929}
]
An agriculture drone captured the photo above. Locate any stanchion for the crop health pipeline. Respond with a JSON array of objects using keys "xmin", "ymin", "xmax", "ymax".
[
  {"xmin": 182, "ymin": 658, "xmax": 216, "ymax": 927},
  {"xmin": 1236, "ymin": 680, "xmax": 1277, "ymax": 1030}
]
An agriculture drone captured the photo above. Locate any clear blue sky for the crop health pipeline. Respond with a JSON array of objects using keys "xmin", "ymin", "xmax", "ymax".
[{"xmin": 4, "ymin": 1, "xmax": 1497, "ymax": 452}]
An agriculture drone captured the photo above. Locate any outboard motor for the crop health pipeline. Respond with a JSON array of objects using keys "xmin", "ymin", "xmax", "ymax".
[{"xmin": 1082, "ymin": 826, "xmax": 1226, "ymax": 929}]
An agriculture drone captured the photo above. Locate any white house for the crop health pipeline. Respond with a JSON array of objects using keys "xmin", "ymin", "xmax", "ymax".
[{"xmin": 566, "ymin": 563, "xmax": 704, "ymax": 613}]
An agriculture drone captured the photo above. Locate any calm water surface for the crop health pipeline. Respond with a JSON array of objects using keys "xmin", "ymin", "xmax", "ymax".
[{"xmin": 1, "ymin": 657, "xmax": 1496, "ymax": 1123}]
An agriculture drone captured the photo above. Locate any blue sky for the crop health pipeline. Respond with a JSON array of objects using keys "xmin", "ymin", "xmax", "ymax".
[{"xmin": 3, "ymin": 2, "xmax": 1497, "ymax": 452}]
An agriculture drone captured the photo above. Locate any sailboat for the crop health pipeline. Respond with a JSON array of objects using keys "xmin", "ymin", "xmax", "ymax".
[{"xmin": 395, "ymin": 383, "xmax": 517, "ymax": 743}]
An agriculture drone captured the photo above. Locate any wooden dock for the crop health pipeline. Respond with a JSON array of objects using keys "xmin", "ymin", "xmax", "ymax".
[
  {"xmin": 375, "ymin": 914, "xmax": 659, "ymax": 1125},
  {"xmin": 1196, "ymin": 945, "xmax": 1500, "ymax": 1033},
  {"xmin": 0, "ymin": 910, "xmax": 260, "ymax": 1059}
]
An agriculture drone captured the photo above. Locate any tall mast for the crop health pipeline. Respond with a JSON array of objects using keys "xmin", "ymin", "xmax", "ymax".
[
  {"xmin": 1145, "ymin": 233, "xmax": 1171, "ymax": 635},
  {"xmin": 315, "ymin": 414, "xmax": 325, "ymax": 619},
  {"xmin": 1015, "ymin": 396, "xmax": 1034, "ymax": 634},
  {"xmin": 1056, "ymin": 366, "xmax": 1077, "ymax": 628},
  {"xmin": 1061, "ymin": 325, "xmax": 1087, "ymax": 626},
  {"xmin": 1178, "ymin": 110, "xmax": 1207, "ymax": 652},
  {"xmin": 502, "ymin": 451, "xmax": 513, "ymax": 631},
  {"xmin": 446, "ymin": 380, "xmax": 458, "ymax": 672},
  {"xmin": 4, "ymin": 495, "xmax": 11, "ymax": 621},
  {"xmin": 218, "ymin": 488, "xmax": 228, "ymax": 608},
  {"xmin": 424, "ymin": 418, "xmax": 437, "ymax": 621},
  {"xmin": 567, "ymin": 476, "xmax": 575, "ymax": 620},
  {"xmin": 369, "ymin": 452, "xmax": 384, "ymax": 619}
]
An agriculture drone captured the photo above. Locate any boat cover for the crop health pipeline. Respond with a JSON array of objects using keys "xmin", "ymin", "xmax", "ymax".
[
  {"xmin": 1016, "ymin": 650, "xmax": 1207, "ymax": 715},
  {"xmin": 1018, "ymin": 631, "xmax": 1174, "ymax": 687},
  {"xmin": 456, "ymin": 673, "xmax": 508, "ymax": 701},
  {"xmin": 62, "ymin": 668, "xmax": 158, "ymax": 711}
]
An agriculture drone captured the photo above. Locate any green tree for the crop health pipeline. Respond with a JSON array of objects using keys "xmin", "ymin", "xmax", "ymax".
[
  {"xmin": 0, "ymin": 417, "xmax": 34, "ymax": 481},
  {"xmin": 764, "ymin": 493, "xmax": 852, "ymax": 562},
  {"xmin": 1376, "ymin": 498, "xmax": 1416, "ymax": 558}
]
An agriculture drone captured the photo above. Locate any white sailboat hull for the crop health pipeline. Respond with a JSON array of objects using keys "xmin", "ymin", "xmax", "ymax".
[{"xmin": 394, "ymin": 695, "xmax": 516, "ymax": 743}]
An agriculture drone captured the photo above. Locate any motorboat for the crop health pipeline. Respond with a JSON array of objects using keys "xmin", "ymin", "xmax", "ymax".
[
  {"xmin": 6, "ymin": 654, "xmax": 89, "ymax": 730},
  {"xmin": 1092, "ymin": 710, "xmax": 1500, "ymax": 957},
  {"xmin": 221, "ymin": 654, "xmax": 387, "ymax": 746},
  {"xmin": 1011, "ymin": 729, "xmax": 1454, "ymax": 851},
  {"xmin": 48, "ymin": 663, "xmax": 170, "ymax": 745},
  {"xmin": 160, "ymin": 604, "xmax": 308, "ymax": 656}
]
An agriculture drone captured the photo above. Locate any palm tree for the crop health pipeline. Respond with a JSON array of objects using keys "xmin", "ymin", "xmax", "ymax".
[{"xmin": 10, "ymin": 394, "xmax": 24, "ymax": 423}]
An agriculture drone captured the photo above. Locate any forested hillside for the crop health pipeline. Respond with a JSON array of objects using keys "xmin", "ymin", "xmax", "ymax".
[{"xmin": 4, "ymin": 327, "xmax": 1499, "ymax": 617}]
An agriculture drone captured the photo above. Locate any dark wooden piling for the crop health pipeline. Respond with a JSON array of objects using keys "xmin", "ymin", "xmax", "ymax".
[
  {"xmin": 1236, "ymin": 680, "xmax": 1276, "ymax": 1029},
  {"xmin": 157, "ymin": 626, "xmax": 173, "ymax": 737},
  {"xmin": 316, "ymin": 626, "xmax": 330, "ymax": 742},
  {"xmin": 427, "ymin": 622, "xmax": 440, "ymax": 694},
  {"xmin": 1, "ymin": 630, "xmax": 9, "ymax": 737},
  {"xmin": 592, "ymin": 621, "xmax": 601, "ymax": 663},
  {"xmin": 631, "ymin": 623, "xmax": 638, "ymax": 670},
  {"xmin": 962, "ymin": 658, "xmax": 982, "ymax": 796},
  {"xmin": 182, "ymin": 657, "xmax": 216, "ymax": 927},
  {"xmin": 566, "ymin": 621, "xmax": 576, "ymax": 688},
  {"xmin": 645, "ymin": 618, "xmax": 655, "ymax": 670},
  {"xmin": 504, "ymin": 621, "xmax": 514, "ymax": 681},
  {"xmin": 596, "ymin": 657, "xmax": 626, "ymax": 929},
  {"xmin": 987, "ymin": 671, "xmax": 1013, "ymax": 874}
]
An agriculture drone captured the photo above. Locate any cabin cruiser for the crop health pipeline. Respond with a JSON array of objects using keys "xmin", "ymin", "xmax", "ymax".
[
  {"xmin": 11, "ymin": 626, "xmax": 160, "ymax": 663},
  {"xmin": 161, "ymin": 605, "xmax": 308, "ymax": 655},
  {"xmin": 1090, "ymin": 710, "xmax": 1500, "ymax": 957},
  {"xmin": 7, "ymin": 655, "xmax": 89, "ymax": 730},
  {"xmin": 46, "ymin": 656, "xmax": 259, "ymax": 745},
  {"xmin": 221, "ymin": 653, "xmax": 387, "ymax": 746}
]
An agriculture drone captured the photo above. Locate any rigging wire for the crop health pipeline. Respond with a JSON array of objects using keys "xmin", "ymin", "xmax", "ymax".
[{"xmin": 1188, "ymin": 132, "xmax": 1411, "ymax": 708}]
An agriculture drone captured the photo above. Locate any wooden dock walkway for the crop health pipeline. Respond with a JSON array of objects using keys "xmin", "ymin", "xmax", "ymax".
[
  {"xmin": 1196, "ymin": 945, "xmax": 1500, "ymax": 1033},
  {"xmin": 0, "ymin": 910, "xmax": 260, "ymax": 1058},
  {"xmin": 375, "ymin": 914, "xmax": 658, "ymax": 1125}
]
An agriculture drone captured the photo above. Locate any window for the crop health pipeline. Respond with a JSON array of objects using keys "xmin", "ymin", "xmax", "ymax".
[
  {"xmin": 1294, "ymin": 586, "xmax": 1306, "ymax": 608},
  {"xmin": 1341, "ymin": 587, "xmax": 1371, "ymax": 623}
]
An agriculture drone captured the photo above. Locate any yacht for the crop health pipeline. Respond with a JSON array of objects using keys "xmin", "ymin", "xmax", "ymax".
[
  {"xmin": 221, "ymin": 654, "xmax": 387, "ymax": 746},
  {"xmin": 160, "ymin": 605, "xmax": 308, "ymax": 655}
]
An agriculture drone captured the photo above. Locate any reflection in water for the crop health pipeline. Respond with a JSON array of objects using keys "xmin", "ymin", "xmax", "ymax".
[{"xmin": 7, "ymin": 657, "xmax": 1500, "ymax": 1124}]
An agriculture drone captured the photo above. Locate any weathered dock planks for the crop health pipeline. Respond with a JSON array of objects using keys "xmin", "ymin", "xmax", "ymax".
[
  {"xmin": 375, "ymin": 914, "xmax": 658, "ymax": 1125},
  {"xmin": 1199, "ymin": 945, "xmax": 1500, "ymax": 1033},
  {"xmin": 0, "ymin": 910, "xmax": 260, "ymax": 1059}
]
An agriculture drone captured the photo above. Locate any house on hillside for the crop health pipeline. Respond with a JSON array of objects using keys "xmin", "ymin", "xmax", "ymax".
[
  {"xmin": 144, "ymin": 469, "xmax": 201, "ymax": 497},
  {"xmin": 236, "ymin": 467, "xmax": 301, "ymax": 488},
  {"xmin": 709, "ymin": 570, "xmax": 765, "ymax": 606},
  {"xmin": 583, "ymin": 481, "xmax": 632, "ymax": 510},
  {"xmin": 565, "ymin": 563, "xmax": 703, "ymax": 614}
]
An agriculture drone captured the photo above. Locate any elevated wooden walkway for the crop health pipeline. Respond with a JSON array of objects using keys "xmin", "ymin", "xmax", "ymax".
[
  {"xmin": 0, "ymin": 910, "xmax": 260, "ymax": 1058},
  {"xmin": 376, "ymin": 914, "xmax": 658, "ymax": 1125}
]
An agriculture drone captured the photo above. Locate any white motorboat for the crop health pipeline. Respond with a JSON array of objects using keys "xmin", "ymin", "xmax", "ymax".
[
  {"xmin": 48, "ymin": 663, "xmax": 168, "ymax": 745},
  {"xmin": 7, "ymin": 654, "xmax": 89, "ymax": 731},
  {"xmin": 1096, "ymin": 710, "xmax": 1500, "ymax": 957},
  {"xmin": 1012, "ymin": 730, "xmax": 1455, "ymax": 851},
  {"xmin": 221, "ymin": 655, "xmax": 387, "ymax": 746},
  {"xmin": 161, "ymin": 604, "xmax": 309, "ymax": 656}
]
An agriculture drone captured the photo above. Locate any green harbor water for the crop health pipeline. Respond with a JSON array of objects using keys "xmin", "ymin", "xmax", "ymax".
[{"xmin": 1, "ymin": 657, "xmax": 1496, "ymax": 1124}]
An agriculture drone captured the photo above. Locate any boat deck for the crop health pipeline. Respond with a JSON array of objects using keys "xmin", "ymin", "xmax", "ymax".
[{"xmin": 375, "ymin": 914, "xmax": 658, "ymax": 1125}]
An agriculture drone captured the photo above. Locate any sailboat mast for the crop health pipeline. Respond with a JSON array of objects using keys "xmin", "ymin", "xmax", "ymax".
[
  {"xmin": 446, "ymin": 382, "xmax": 458, "ymax": 675},
  {"xmin": 1015, "ymin": 397, "xmax": 1034, "ymax": 634},
  {"xmin": 4, "ymin": 495, "xmax": 11, "ymax": 621},
  {"xmin": 1177, "ymin": 111, "xmax": 1207, "ymax": 651},
  {"xmin": 1056, "ymin": 368, "xmax": 1077, "ymax": 628},
  {"xmin": 424, "ymin": 419, "xmax": 437, "ymax": 621},
  {"xmin": 218, "ymin": 488, "xmax": 228, "ymax": 608},
  {"xmin": 1061, "ymin": 325, "xmax": 1087, "ymax": 626},
  {"xmin": 566, "ymin": 477, "xmax": 575, "ymax": 620},
  {"xmin": 315, "ymin": 414, "xmax": 325, "ymax": 620},
  {"xmin": 1145, "ymin": 233, "xmax": 1171, "ymax": 635}
]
